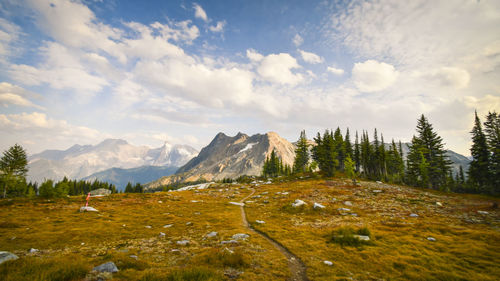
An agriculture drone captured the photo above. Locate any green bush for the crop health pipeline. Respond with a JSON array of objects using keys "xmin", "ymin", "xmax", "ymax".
[{"xmin": 329, "ymin": 226, "xmax": 372, "ymax": 247}]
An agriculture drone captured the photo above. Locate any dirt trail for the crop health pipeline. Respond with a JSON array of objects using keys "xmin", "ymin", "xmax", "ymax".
[{"xmin": 239, "ymin": 188, "xmax": 309, "ymax": 281}]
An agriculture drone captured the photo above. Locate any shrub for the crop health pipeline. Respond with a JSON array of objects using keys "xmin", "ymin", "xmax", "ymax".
[
  {"xmin": 328, "ymin": 226, "xmax": 372, "ymax": 247},
  {"xmin": 198, "ymin": 248, "xmax": 247, "ymax": 268}
]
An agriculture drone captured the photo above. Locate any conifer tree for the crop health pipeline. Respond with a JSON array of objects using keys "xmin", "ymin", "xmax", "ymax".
[
  {"xmin": 354, "ymin": 131, "xmax": 361, "ymax": 172},
  {"xmin": 0, "ymin": 144, "xmax": 28, "ymax": 198},
  {"xmin": 344, "ymin": 128, "xmax": 353, "ymax": 160},
  {"xmin": 468, "ymin": 111, "xmax": 491, "ymax": 191},
  {"xmin": 483, "ymin": 111, "xmax": 500, "ymax": 192},
  {"xmin": 333, "ymin": 127, "xmax": 345, "ymax": 171},
  {"xmin": 125, "ymin": 182, "xmax": 133, "ymax": 193},
  {"xmin": 293, "ymin": 130, "xmax": 309, "ymax": 173}
]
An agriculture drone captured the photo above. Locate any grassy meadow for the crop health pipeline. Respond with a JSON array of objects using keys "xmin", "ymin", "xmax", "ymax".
[{"xmin": 0, "ymin": 178, "xmax": 499, "ymax": 280}]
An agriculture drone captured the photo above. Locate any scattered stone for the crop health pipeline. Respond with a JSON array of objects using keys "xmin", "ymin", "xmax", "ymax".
[
  {"xmin": 186, "ymin": 222, "xmax": 193, "ymax": 226},
  {"xmin": 223, "ymin": 247, "xmax": 234, "ymax": 254},
  {"xmin": 232, "ymin": 233, "xmax": 250, "ymax": 240},
  {"xmin": 28, "ymin": 248, "xmax": 39, "ymax": 253},
  {"xmin": 92, "ymin": 261, "xmax": 119, "ymax": 273},
  {"xmin": 89, "ymin": 188, "xmax": 112, "ymax": 196},
  {"xmin": 80, "ymin": 206, "xmax": 98, "ymax": 212},
  {"xmin": 224, "ymin": 267, "xmax": 244, "ymax": 279},
  {"xmin": 373, "ymin": 190, "xmax": 382, "ymax": 193},
  {"xmin": 81, "ymin": 242, "xmax": 85, "ymax": 245},
  {"xmin": 323, "ymin": 260, "xmax": 333, "ymax": 266},
  {"xmin": 344, "ymin": 201, "xmax": 353, "ymax": 206},
  {"xmin": 158, "ymin": 201, "xmax": 163, "ymax": 203},
  {"xmin": 261, "ymin": 192, "xmax": 269, "ymax": 195},
  {"xmin": 221, "ymin": 240, "xmax": 239, "ymax": 245},
  {"xmin": 206, "ymin": 231, "xmax": 218, "ymax": 238},
  {"xmin": 409, "ymin": 213, "xmax": 419, "ymax": 217},
  {"xmin": 163, "ymin": 224, "xmax": 173, "ymax": 228},
  {"xmin": 477, "ymin": 211, "xmax": 489, "ymax": 215},
  {"xmin": 313, "ymin": 202, "xmax": 325, "ymax": 209},
  {"xmin": 255, "ymin": 220, "xmax": 265, "ymax": 224},
  {"xmin": 129, "ymin": 255, "xmax": 138, "ymax": 260},
  {"xmin": 229, "ymin": 202, "xmax": 245, "ymax": 206},
  {"xmin": 427, "ymin": 237, "xmax": 436, "ymax": 242},
  {"xmin": 436, "ymin": 202, "xmax": 443, "ymax": 207},
  {"xmin": 263, "ymin": 200, "xmax": 269, "ymax": 204},
  {"xmin": 376, "ymin": 181, "xmax": 383, "ymax": 184},
  {"xmin": 191, "ymin": 200, "xmax": 199, "ymax": 203},
  {"xmin": 159, "ymin": 232, "xmax": 166, "ymax": 237},
  {"xmin": 353, "ymin": 235, "xmax": 370, "ymax": 241},
  {"xmin": 122, "ymin": 224, "xmax": 126, "ymax": 227},
  {"xmin": 350, "ymin": 213, "xmax": 358, "ymax": 217},
  {"xmin": 176, "ymin": 240, "xmax": 190, "ymax": 246},
  {"xmin": 337, "ymin": 208, "xmax": 351, "ymax": 212},
  {"xmin": 145, "ymin": 225, "xmax": 152, "ymax": 229},
  {"xmin": 292, "ymin": 199, "xmax": 307, "ymax": 208},
  {"xmin": 252, "ymin": 195, "xmax": 262, "ymax": 199},
  {"xmin": 281, "ymin": 192, "xmax": 289, "ymax": 195},
  {"xmin": 0, "ymin": 251, "xmax": 19, "ymax": 264}
]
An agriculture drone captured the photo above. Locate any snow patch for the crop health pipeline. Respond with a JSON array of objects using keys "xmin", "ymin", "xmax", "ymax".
[{"xmin": 238, "ymin": 143, "xmax": 258, "ymax": 154}]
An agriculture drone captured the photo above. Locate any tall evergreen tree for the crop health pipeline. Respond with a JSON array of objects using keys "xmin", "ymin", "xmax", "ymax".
[
  {"xmin": 354, "ymin": 131, "xmax": 361, "ymax": 172},
  {"xmin": 293, "ymin": 130, "xmax": 310, "ymax": 173},
  {"xmin": 406, "ymin": 115, "xmax": 451, "ymax": 189},
  {"xmin": 468, "ymin": 111, "xmax": 491, "ymax": 191},
  {"xmin": 333, "ymin": 127, "xmax": 345, "ymax": 171},
  {"xmin": 483, "ymin": 111, "xmax": 500, "ymax": 192},
  {"xmin": 0, "ymin": 144, "xmax": 28, "ymax": 198},
  {"xmin": 312, "ymin": 130, "xmax": 338, "ymax": 177},
  {"xmin": 344, "ymin": 128, "xmax": 353, "ymax": 160}
]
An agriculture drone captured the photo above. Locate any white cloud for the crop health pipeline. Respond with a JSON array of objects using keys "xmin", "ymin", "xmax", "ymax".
[
  {"xmin": 193, "ymin": 3, "xmax": 208, "ymax": 22},
  {"xmin": 257, "ymin": 53, "xmax": 303, "ymax": 85},
  {"xmin": 246, "ymin": 49, "xmax": 263, "ymax": 62},
  {"xmin": 293, "ymin": 34, "xmax": 303, "ymax": 47},
  {"xmin": 418, "ymin": 67, "xmax": 471, "ymax": 89},
  {"xmin": 209, "ymin": 21, "xmax": 226, "ymax": 33},
  {"xmin": 352, "ymin": 60, "xmax": 399, "ymax": 92},
  {"xmin": 0, "ymin": 93, "xmax": 43, "ymax": 109},
  {"xmin": 327, "ymin": 66, "xmax": 344, "ymax": 75},
  {"xmin": 0, "ymin": 18, "xmax": 22, "ymax": 59},
  {"xmin": 299, "ymin": 49, "xmax": 323, "ymax": 64}
]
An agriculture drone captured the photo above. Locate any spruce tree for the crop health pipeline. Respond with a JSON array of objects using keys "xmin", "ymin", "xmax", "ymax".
[
  {"xmin": 483, "ymin": 111, "xmax": 500, "ymax": 192},
  {"xmin": 293, "ymin": 130, "xmax": 309, "ymax": 173},
  {"xmin": 333, "ymin": 127, "xmax": 345, "ymax": 171},
  {"xmin": 0, "ymin": 144, "xmax": 28, "ymax": 198},
  {"xmin": 344, "ymin": 128, "xmax": 353, "ymax": 160},
  {"xmin": 468, "ymin": 111, "xmax": 491, "ymax": 191},
  {"xmin": 354, "ymin": 131, "xmax": 361, "ymax": 172}
]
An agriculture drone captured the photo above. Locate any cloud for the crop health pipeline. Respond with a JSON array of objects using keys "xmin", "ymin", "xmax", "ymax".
[
  {"xmin": 417, "ymin": 67, "xmax": 470, "ymax": 89},
  {"xmin": 352, "ymin": 60, "xmax": 398, "ymax": 92},
  {"xmin": 299, "ymin": 49, "xmax": 323, "ymax": 64},
  {"xmin": 246, "ymin": 49, "xmax": 263, "ymax": 62},
  {"xmin": 209, "ymin": 21, "xmax": 226, "ymax": 33},
  {"xmin": 0, "ymin": 18, "xmax": 22, "ymax": 59},
  {"xmin": 193, "ymin": 3, "xmax": 208, "ymax": 22},
  {"xmin": 327, "ymin": 66, "xmax": 344, "ymax": 75},
  {"xmin": 293, "ymin": 34, "xmax": 303, "ymax": 47},
  {"xmin": 257, "ymin": 53, "xmax": 303, "ymax": 85}
]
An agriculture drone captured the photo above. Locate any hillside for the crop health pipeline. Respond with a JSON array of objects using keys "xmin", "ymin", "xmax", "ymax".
[
  {"xmin": 0, "ymin": 178, "xmax": 498, "ymax": 280},
  {"xmin": 146, "ymin": 132, "xmax": 295, "ymax": 189},
  {"xmin": 82, "ymin": 165, "xmax": 179, "ymax": 191},
  {"xmin": 28, "ymin": 139, "xmax": 198, "ymax": 183}
]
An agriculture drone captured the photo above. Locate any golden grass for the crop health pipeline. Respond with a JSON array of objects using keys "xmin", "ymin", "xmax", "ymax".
[{"xmin": 0, "ymin": 179, "xmax": 499, "ymax": 280}]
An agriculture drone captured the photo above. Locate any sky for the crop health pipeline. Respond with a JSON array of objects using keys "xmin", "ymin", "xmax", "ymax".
[{"xmin": 0, "ymin": 0, "xmax": 499, "ymax": 156}]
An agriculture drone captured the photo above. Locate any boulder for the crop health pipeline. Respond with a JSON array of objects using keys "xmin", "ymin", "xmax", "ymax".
[
  {"xmin": 427, "ymin": 237, "xmax": 436, "ymax": 242},
  {"xmin": 92, "ymin": 261, "xmax": 119, "ymax": 273},
  {"xmin": 313, "ymin": 203, "xmax": 325, "ymax": 209},
  {"xmin": 89, "ymin": 188, "xmax": 112, "ymax": 196},
  {"xmin": 28, "ymin": 248, "xmax": 39, "ymax": 253},
  {"xmin": 176, "ymin": 240, "xmax": 190, "ymax": 246},
  {"xmin": 80, "ymin": 206, "xmax": 98, "ymax": 212},
  {"xmin": 0, "ymin": 251, "xmax": 19, "ymax": 264},
  {"xmin": 409, "ymin": 213, "xmax": 419, "ymax": 217},
  {"xmin": 206, "ymin": 231, "xmax": 218, "ymax": 238},
  {"xmin": 323, "ymin": 260, "xmax": 333, "ymax": 266},
  {"xmin": 232, "ymin": 233, "xmax": 249, "ymax": 240},
  {"xmin": 292, "ymin": 199, "xmax": 307, "ymax": 208}
]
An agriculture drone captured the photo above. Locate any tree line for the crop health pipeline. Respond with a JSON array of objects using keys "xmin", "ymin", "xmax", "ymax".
[{"xmin": 265, "ymin": 112, "xmax": 499, "ymax": 196}]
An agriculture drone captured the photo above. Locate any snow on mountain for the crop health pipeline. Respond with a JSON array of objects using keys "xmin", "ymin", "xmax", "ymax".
[{"xmin": 27, "ymin": 139, "xmax": 198, "ymax": 183}]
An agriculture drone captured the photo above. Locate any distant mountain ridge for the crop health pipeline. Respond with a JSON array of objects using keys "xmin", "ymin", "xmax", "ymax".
[
  {"xmin": 28, "ymin": 139, "xmax": 198, "ymax": 183},
  {"xmin": 146, "ymin": 132, "xmax": 295, "ymax": 189}
]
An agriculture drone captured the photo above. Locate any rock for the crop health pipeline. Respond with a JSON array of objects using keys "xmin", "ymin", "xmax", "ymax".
[
  {"xmin": 477, "ymin": 211, "xmax": 489, "ymax": 215},
  {"xmin": 232, "ymin": 233, "xmax": 249, "ymax": 240},
  {"xmin": 323, "ymin": 260, "xmax": 333, "ymax": 266},
  {"xmin": 176, "ymin": 240, "xmax": 190, "ymax": 246},
  {"xmin": 376, "ymin": 181, "xmax": 383, "ymax": 184},
  {"xmin": 89, "ymin": 188, "xmax": 112, "ymax": 196},
  {"xmin": 229, "ymin": 202, "xmax": 245, "ymax": 206},
  {"xmin": 313, "ymin": 202, "xmax": 325, "ymax": 209},
  {"xmin": 427, "ymin": 237, "xmax": 436, "ymax": 242},
  {"xmin": 129, "ymin": 255, "xmax": 138, "ymax": 260},
  {"xmin": 281, "ymin": 192, "xmax": 289, "ymax": 195},
  {"xmin": 80, "ymin": 206, "xmax": 98, "ymax": 212},
  {"xmin": 292, "ymin": 199, "xmax": 307, "ymax": 207},
  {"xmin": 409, "ymin": 213, "xmax": 419, "ymax": 217},
  {"xmin": 337, "ymin": 207, "xmax": 351, "ymax": 212},
  {"xmin": 436, "ymin": 202, "xmax": 443, "ymax": 207},
  {"xmin": 158, "ymin": 201, "xmax": 163, "ymax": 203},
  {"xmin": 92, "ymin": 261, "xmax": 119, "ymax": 273},
  {"xmin": 186, "ymin": 222, "xmax": 193, "ymax": 226},
  {"xmin": 145, "ymin": 225, "xmax": 152, "ymax": 229},
  {"xmin": 255, "ymin": 220, "xmax": 265, "ymax": 224},
  {"xmin": 0, "ymin": 251, "xmax": 19, "ymax": 264},
  {"xmin": 163, "ymin": 224, "xmax": 173, "ymax": 228},
  {"xmin": 350, "ymin": 213, "xmax": 358, "ymax": 217},
  {"xmin": 224, "ymin": 267, "xmax": 243, "ymax": 279},
  {"xmin": 221, "ymin": 240, "xmax": 239, "ymax": 245},
  {"xmin": 28, "ymin": 248, "xmax": 39, "ymax": 253},
  {"xmin": 353, "ymin": 235, "xmax": 370, "ymax": 241},
  {"xmin": 344, "ymin": 201, "xmax": 353, "ymax": 206},
  {"xmin": 159, "ymin": 232, "xmax": 166, "ymax": 237},
  {"xmin": 191, "ymin": 200, "xmax": 198, "ymax": 203},
  {"xmin": 373, "ymin": 190, "xmax": 382, "ymax": 193},
  {"xmin": 261, "ymin": 192, "xmax": 269, "ymax": 195},
  {"xmin": 206, "ymin": 231, "xmax": 218, "ymax": 238}
]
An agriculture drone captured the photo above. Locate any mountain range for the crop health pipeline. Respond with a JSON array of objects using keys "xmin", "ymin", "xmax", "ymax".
[{"xmin": 27, "ymin": 139, "xmax": 198, "ymax": 187}]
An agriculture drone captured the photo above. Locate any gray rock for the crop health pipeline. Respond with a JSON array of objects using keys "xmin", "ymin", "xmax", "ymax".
[
  {"xmin": 159, "ymin": 232, "xmax": 166, "ymax": 237},
  {"xmin": 436, "ymin": 202, "xmax": 443, "ymax": 207},
  {"xmin": 163, "ymin": 224, "xmax": 173, "ymax": 228},
  {"xmin": 353, "ymin": 235, "xmax": 370, "ymax": 241},
  {"xmin": 176, "ymin": 240, "xmax": 190, "ymax": 246},
  {"xmin": 206, "ymin": 231, "xmax": 218, "ymax": 238},
  {"xmin": 477, "ymin": 211, "xmax": 489, "ymax": 215},
  {"xmin": 92, "ymin": 261, "xmax": 119, "ymax": 273},
  {"xmin": 80, "ymin": 206, "xmax": 98, "ymax": 212},
  {"xmin": 344, "ymin": 201, "xmax": 353, "ymax": 206},
  {"xmin": 323, "ymin": 260, "xmax": 333, "ymax": 266},
  {"xmin": 427, "ymin": 237, "xmax": 436, "ymax": 242},
  {"xmin": 409, "ymin": 213, "xmax": 419, "ymax": 217},
  {"xmin": 145, "ymin": 225, "xmax": 152, "ymax": 229},
  {"xmin": 232, "ymin": 233, "xmax": 249, "ymax": 240},
  {"xmin": 186, "ymin": 222, "xmax": 193, "ymax": 226},
  {"xmin": 221, "ymin": 240, "xmax": 239, "ymax": 245},
  {"xmin": 28, "ymin": 248, "xmax": 39, "ymax": 253},
  {"xmin": 255, "ymin": 220, "xmax": 265, "ymax": 224},
  {"xmin": 229, "ymin": 202, "xmax": 245, "ymax": 206},
  {"xmin": 337, "ymin": 207, "xmax": 351, "ymax": 212},
  {"xmin": 0, "ymin": 251, "xmax": 19, "ymax": 264},
  {"xmin": 292, "ymin": 199, "xmax": 307, "ymax": 207},
  {"xmin": 129, "ymin": 255, "xmax": 138, "ymax": 260},
  {"xmin": 313, "ymin": 202, "xmax": 325, "ymax": 209}
]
